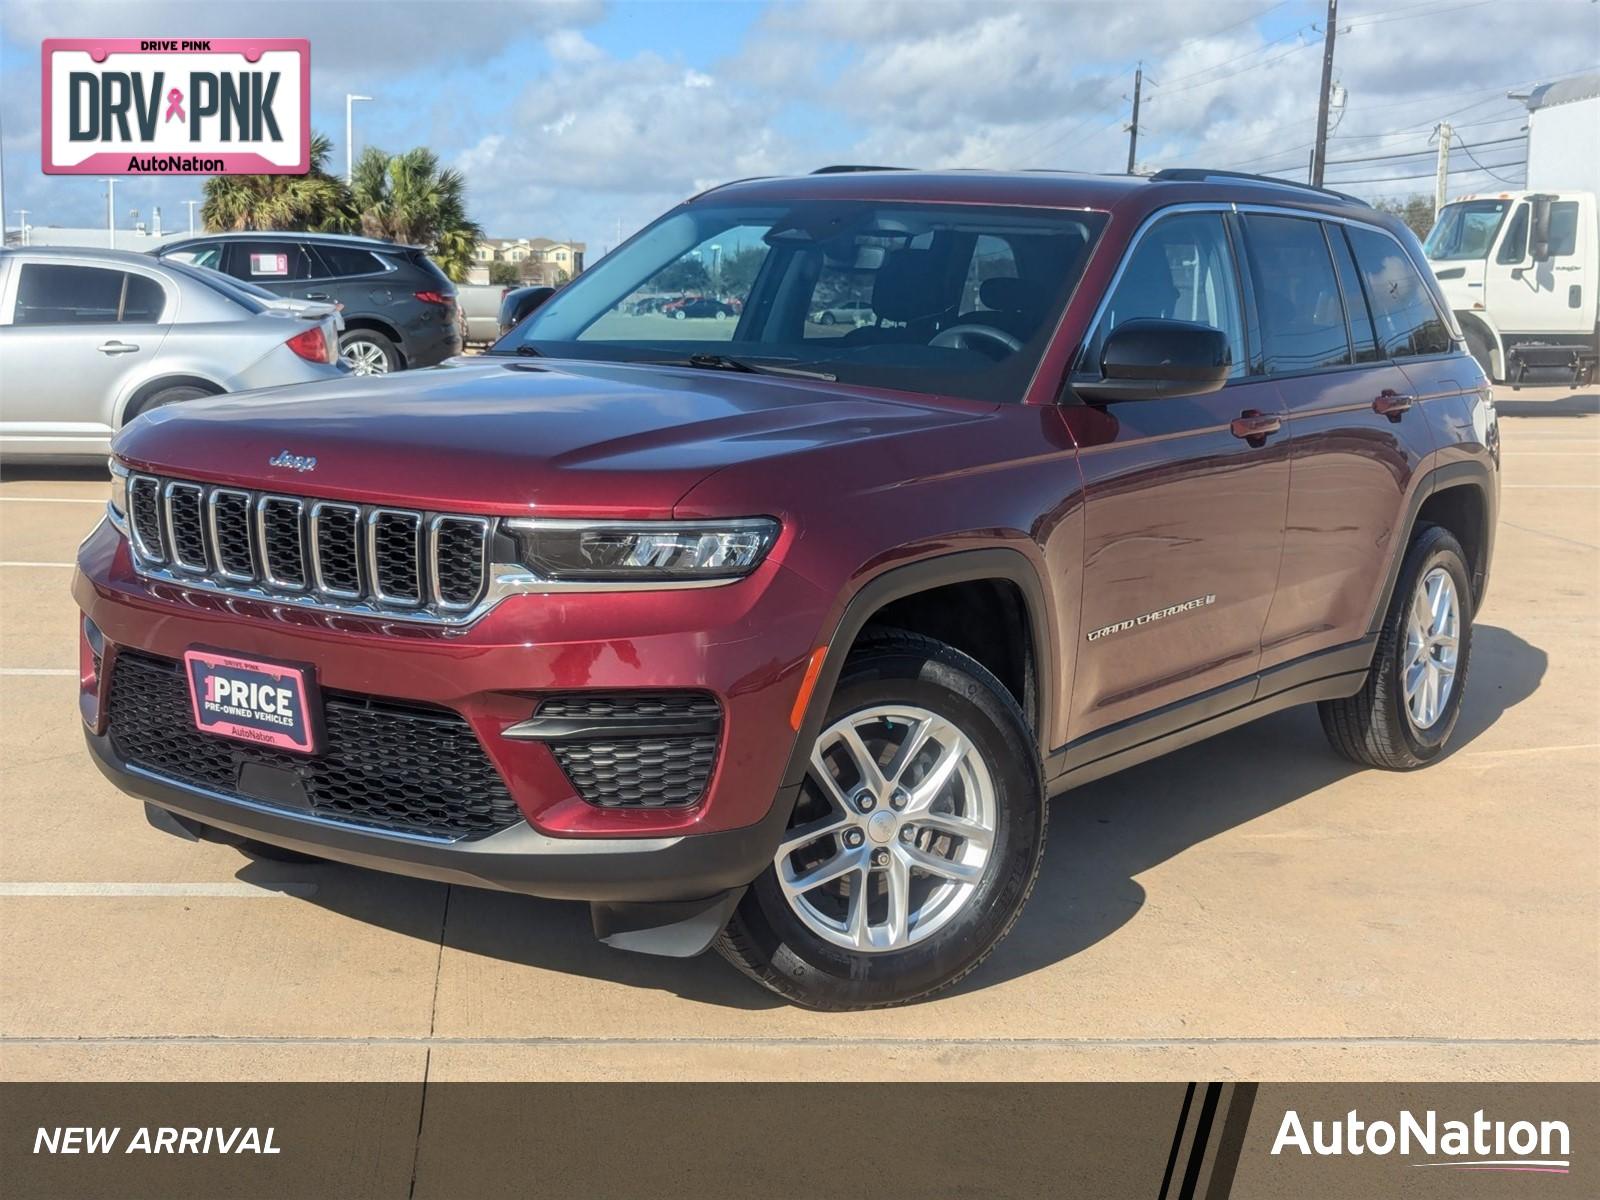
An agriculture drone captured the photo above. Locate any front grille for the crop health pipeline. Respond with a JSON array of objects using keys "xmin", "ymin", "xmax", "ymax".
[
  {"xmin": 107, "ymin": 651, "xmax": 521, "ymax": 840},
  {"xmin": 124, "ymin": 474, "xmax": 491, "ymax": 619},
  {"xmin": 536, "ymin": 692, "xmax": 721, "ymax": 809}
]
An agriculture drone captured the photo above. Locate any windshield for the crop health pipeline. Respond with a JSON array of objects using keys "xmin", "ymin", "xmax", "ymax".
[
  {"xmin": 492, "ymin": 200, "xmax": 1107, "ymax": 402},
  {"xmin": 1423, "ymin": 200, "xmax": 1509, "ymax": 261}
]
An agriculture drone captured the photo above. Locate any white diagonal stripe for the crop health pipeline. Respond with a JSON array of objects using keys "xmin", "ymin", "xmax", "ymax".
[{"xmin": 0, "ymin": 881, "xmax": 317, "ymax": 898}]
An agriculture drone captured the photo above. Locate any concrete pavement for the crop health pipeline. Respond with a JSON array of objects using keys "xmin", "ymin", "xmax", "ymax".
[{"xmin": 2, "ymin": 388, "xmax": 1596, "ymax": 1084}]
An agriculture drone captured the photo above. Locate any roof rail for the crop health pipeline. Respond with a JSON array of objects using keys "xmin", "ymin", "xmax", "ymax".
[
  {"xmin": 810, "ymin": 164, "xmax": 909, "ymax": 175},
  {"xmin": 1148, "ymin": 168, "xmax": 1370, "ymax": 208}
]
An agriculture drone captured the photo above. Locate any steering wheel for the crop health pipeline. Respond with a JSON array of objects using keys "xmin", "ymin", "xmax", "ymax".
[{"xmin": 928, "ymin": 323, "xmax": 1023, "ymax": 357}]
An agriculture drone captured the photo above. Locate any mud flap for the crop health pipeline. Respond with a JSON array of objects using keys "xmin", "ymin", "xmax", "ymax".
[{"xmin": 590, "ymin": 887, "xmax": 746, "ymax": 958}]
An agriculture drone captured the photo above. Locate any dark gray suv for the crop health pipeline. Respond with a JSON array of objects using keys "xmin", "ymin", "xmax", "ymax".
[{"xmin": 156, "ymin": 233, "xmax": 462, "ymax": 374}]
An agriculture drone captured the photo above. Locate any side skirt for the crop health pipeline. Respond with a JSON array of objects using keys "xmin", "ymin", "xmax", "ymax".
[{"xmin": 1044, "ymin": 639, "xmax": 1373, "ymax": 796}]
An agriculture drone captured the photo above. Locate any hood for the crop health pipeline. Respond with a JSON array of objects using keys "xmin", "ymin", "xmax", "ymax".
[{"xmin": 113, "ymin": 357, "xmax": 991, "ymax": 516}]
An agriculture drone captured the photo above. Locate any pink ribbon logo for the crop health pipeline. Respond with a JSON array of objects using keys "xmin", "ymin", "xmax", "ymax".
[{"xmin": 164, "ymin": 87, "xmax": 185, "ymax": 123}]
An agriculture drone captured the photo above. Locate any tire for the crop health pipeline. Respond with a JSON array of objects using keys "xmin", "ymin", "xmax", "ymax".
[
  {"xmin": 1319, "ymin": 524, "xmax": 1475, "ymax": 770},
  {"xmin": 714, "ymin": 309, "xmax": 728, "ymax": 320},
  {"xmin": 716, "ymin": 630, "xmax": 1047, "ymax": 1010},
  {"xmin": 126, "ymin": 383, "xmax": 215, "ymax": 422},
  {"xmin": 340, "ymin": 331, "xmax": 399, "ymax": 375},
  {"xmin": 1463, "ymin": 324, "xmax": 1496, "ymax": 381},
  {"xmin": 673, "ymin": 309, "xmax": 687, "ymax": 320},
  {"xmin": 820, "ymin": 312, "xmax": 836, "ymax": 325}
]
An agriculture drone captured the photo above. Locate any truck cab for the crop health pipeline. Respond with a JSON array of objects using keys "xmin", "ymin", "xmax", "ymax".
[{"xmin": 1425, "ymin": 190, "xmax": 1598, "ymax": 387}]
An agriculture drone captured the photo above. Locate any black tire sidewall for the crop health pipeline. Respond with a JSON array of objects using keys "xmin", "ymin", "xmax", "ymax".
[
  {"xmin": 129, "ymin": 385, "xmax": 212, "ymax": 421},
  {"xmin": 735, "ymin": 642, "xmax": 1044, "ymax": 1007},
  {"xmin": 1386, "ymin": 529, "xmax": 1474, "ymax": 760},
  {"xmin": 1463, "ymin": 325, "xmax": 1495, "ymax": 380}
]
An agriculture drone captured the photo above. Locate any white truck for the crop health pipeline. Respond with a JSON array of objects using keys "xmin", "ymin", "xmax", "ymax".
[{"xmin": 1423, "ymin": 72, "xmax": 1599, "ymax": 387}]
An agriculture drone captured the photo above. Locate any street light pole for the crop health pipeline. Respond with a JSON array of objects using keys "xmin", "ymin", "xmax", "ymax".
[
  {"xmin": 16, "ymin": 210, "xmax": 27, "ymax": 246},
  {"xmin": 346, "ymin": 94, "xmax": 374, "ymax": 180},
  {"xmin": 185, "ymin": 199, "xmax": 199, "ymax": 234},
  {"xmin": 100, "ymin": 178, "xmax": 116, "ymax": 248}
]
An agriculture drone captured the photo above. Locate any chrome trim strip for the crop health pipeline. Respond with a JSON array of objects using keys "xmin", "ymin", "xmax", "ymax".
[
  {"xmin": 309, "ymin": 501, "xmax": 364, "ymax": 600},
  {"xmin": 366, "ymin": 509, "xmax": 424, "ymax": 607},
  {"xmin": 161, "ymin": 481, "xmax": 209, "ymax": 574},
  {"xmin": 206, "ymin": 488, "xmax": 257, "ymax": 583},
  {"xmin": 255, "ymin": 495, "xmax": 308, "ymax": 591},
  {"xmin": 125, "ymin": 763, "xmax": 465, "ymax": 846},
  {"xmin": 427, "ymin": 514, "xmax": 490, "ymax": 611}
]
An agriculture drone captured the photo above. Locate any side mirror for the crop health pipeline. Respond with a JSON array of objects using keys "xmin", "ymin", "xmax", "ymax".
[
  {"xmin": 1071, "ymin": 318, "xmax": 1233, "ymax": 403},
  {"xmin": 1529, "ymin": 194, "xmax": 1553, "ymax": 263}
]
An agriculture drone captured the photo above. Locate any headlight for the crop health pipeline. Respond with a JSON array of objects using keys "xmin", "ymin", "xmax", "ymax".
[
  {"xmin": 503, "ymin": 517, "xmax": 778, "ymax": 583},
  {"xmin": 108, "ymin": 458, "xmax": 130, "ymax": 529}
]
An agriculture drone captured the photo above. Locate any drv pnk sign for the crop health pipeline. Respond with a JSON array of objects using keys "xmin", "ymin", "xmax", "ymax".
[{"xmin": 42, "ymin": 38, "xmax": 309, "ymax": 174}]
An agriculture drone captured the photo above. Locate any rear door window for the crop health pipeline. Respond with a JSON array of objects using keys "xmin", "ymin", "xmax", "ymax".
[
  {"xmin": 12, "ymin": 264, "xmax": 167, "ymax": 325},
  {"xmin": 1324, "ymin": 224, "xmax": 1380, "ymax": 363},
  {"xmin": 1345, "ymin": 225, "xmax": 1452, "ymax": 358},
  {"xmin": 1239, "ymin": 214, "xmax": 1351, "ymax": 375},
  {"xmin": 226, "ymin": 241, "xmax": 318, "ymax": 282}
]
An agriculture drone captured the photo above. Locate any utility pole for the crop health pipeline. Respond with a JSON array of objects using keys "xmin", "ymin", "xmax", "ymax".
[
  {"xmin": 1433, "ymin": 122, "xmax": 1453, "ymax": 216},
  {"xmin": 1125, "ymin": 63, "xmax": 1143, "ymax": 175},
  {"xmin": 185, "ymin": 199, "xmax": 199, "ymax": 234},
  {"xmin": 100, "ymin": 179, "xmax": 116, "ymax": 248},
  {"xmin": 15, "ymin": 210, "xmax": 27, "ymax": 246},
  {"xmin": 1310, "ymin": 0, "xmax": 1339, "ymax": 186}
]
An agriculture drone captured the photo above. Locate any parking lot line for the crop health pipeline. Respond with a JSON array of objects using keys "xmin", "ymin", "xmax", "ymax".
[
  {"xmin": 0, "ymin": 561, "xmax": 75, "ymax": 568},
  {"xmin": 1502, "ymin": 484, "xmax": 1600, "ymax": 489},
  {"xmin": 0, "ymin": 668, "xmax": 76, "ymax": 676},
  {"xmin": 0, "ymin": 497, "xmax": 104, "ymax": 505},
  {"xmin": 0, "ymin": 881, "xmax": 318, "ymax": 899}
]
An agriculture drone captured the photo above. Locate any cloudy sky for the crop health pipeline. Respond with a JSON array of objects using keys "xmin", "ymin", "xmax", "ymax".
[{"xmin": 2, "ymin": 0, "xmax": 1597, "ymax": 255}]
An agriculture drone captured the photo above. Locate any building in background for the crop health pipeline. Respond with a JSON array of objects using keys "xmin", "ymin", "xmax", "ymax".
[{"xmin": 468, "ymin": 237, "xmax": 586, "ymax": 285}]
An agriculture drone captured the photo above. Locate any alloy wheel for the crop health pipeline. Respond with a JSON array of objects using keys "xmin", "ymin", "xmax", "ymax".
[
  {"xmin": 342, "ymin": 340, "xmax": 391, "ymax": 375},
  {"xmin": 775, "ymin": 705, "xmax": 996, "ymax": 953},
  {"xmin": 1403, "ymin": 566, "xmax": 1460, "ymax": 730}
]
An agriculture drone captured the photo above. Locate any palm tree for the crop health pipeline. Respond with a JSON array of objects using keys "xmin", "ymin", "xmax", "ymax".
[
  {"xmin": 200, "ymin": 134, "xmax": 354, "ymax": 232},
  {"xmin": 350, "ymin": 147, "xmax": 483, "ymax": 281}
]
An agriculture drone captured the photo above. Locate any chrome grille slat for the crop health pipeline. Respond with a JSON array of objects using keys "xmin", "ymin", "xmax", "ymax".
[{"xmin": 124, "ymin": 474, "xmax": 490, "ymax": 624}]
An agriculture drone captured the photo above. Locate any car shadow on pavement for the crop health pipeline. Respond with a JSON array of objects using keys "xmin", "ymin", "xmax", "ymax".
[
  {"xmin": 951, "ymin": 623, "xmax": 1546, "ymax": 998},
  {"xmin": 1494, "ymin": 391, "xmax": 1599, "ymax": 417},
  {"xmin": 231, "ymin": 625, "xmax": 1542, "ymax": 1011},
  {"xmin": 0, "ymin": 463, "xmax": 110, "ymax": 482}
]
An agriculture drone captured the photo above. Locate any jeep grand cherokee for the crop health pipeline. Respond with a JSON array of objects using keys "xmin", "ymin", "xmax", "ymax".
[{"xmin": 75, "ymin": 167, "xmax": 1499, "ymax": 1009}]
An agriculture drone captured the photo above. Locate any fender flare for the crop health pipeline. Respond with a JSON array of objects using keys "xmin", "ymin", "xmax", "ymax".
[
  {"xmin": 338, "ymin": 316, "xmax": 407, "ymax": 364},
  {"xmin": 1454, "ymin": 310, "xmax": 1503, "ymax": 378},
  {"xmin": 1366, "ymin": 459, "xmax": 1497, "ymax": 636},
  {"xmin": 777, "ymin": 547, "xmax": 1055, "ymax": 795}
]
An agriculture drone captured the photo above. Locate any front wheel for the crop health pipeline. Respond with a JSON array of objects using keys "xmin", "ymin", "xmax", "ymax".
[
  {"xmin": 1320, "ymin": 523, "xmax": 1475, "ymax": 769},
  {"xmin": 717, "ymin": 631, "xmax": 1046, "ymax": 1009}
]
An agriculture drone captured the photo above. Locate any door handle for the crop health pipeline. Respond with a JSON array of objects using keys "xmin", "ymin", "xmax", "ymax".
[
  {"xmin": 304, "ymin": 292, "xmax": 332, "ymax": 301},
  {"xmin": 1373, "ymin": 389, "xmax": 1414, "ymax": 421},
  {"xmin": 1230, "ymin": 410, "xmax": 1281, "ymax": 446},
  {"xmin": 96, "ymin": 340, "xmax": 140, "ymax": 355}
]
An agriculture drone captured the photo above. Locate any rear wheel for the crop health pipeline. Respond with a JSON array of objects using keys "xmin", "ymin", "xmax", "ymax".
[
  {"xmin": 126, "ymin": 383, "xmax": 216, "ymax": 422},
  {"xmin": 1320, "ymin": 524, "xmax": 1474, "ymax": 769},
  {"xmin": 340, "ymin": 331, "xmax": 398, "ymax": 375},
  {"xmin": 717, "ymin": 631, "xmax": 1046, "ymax": 1009}
]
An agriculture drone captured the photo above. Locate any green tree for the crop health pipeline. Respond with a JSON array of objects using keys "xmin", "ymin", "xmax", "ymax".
[
  {"xmin": 717, "ymin": 246, "xmax": 768, "ymax": 297},
  {"xmin": 652, "ymin": 257, "xmax": 709, "ymax": 294},
  {"xmin": 1374, "ymin": 194, "xmax": 1437, "ymax": 240},
  {"xmin": 350, "ymin": 146, "xmax": 483, "ymax": 282},
  {"xmin": 201, "ymin": 133, "xmax": 354, "ymax": 232},
  {"xmin": 488, "ymin": 260, "xmax": 520, "ymax": 287}
]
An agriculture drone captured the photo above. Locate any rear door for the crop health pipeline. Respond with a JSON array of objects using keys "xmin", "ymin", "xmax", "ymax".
[
  {"xmin": 0, "ymin": 259, "xmax": 173, "ymax": 454},
  {"xmin": 222, "ymin": 239, "xmax": 320, "ymax": 297},
  {"xmin": 1244, "ymin": 214, "xmax": 1435, "ymax": 677},
  {"xmin": 1064, "ymin": 209, "xmax": 1290, "ymax": 745}
]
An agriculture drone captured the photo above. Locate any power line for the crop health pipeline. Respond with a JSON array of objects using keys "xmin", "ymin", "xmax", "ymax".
[
  {"xmin": 1149, "ymin": 20, "xmax": 1315, "ymax": 90},
  {"xmin": 1453, "ymin": 139, "xmax": 1527, "ymax": 185},
  {"xmin": 1345, "ymin": 0, "xmax": 1497, "ymax": 27},
  {"xmin": 1329, "ymin": 158, "xmax": 1526, "ymax": 186},
  {"xmin": 1148, "ymin": 37, "xmax": 1320, "ymax": 98},
  {"xmin": 1323, "ymin": 133, "xmax": 1524, "ymax": 166}
]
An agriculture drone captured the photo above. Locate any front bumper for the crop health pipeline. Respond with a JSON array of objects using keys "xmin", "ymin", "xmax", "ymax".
[{"xmin": 86, "ymin": 726, "xmax": 793, "ymax": 904}]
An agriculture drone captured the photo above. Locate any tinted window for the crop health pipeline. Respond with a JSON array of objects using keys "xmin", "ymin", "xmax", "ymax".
[
  {"xmin": 1086, "ymin": 211, "xmax": 1245, "ymax": 378},
  {"xmin": 315, "ymin": 245, "xmax": 386, "ymax": 277},
  {"xmin": 1240, "ymin": 214, "xmax": 1350, "ymax": 375},
  {"xmin": 1547, "ymin": 201, "xmax": 1579, "ymax": 257},
  {"xmin": 1325, "ymin": 225, "xmax": 1379, "ymax": 363},
  {"xmin": 13, "ymin": 264, "xmax": 167, "ymax": 325},
  {"xmin": 163, "ymin": 245, "xmax": 224, "ymax": 270},
  {"xmin": 1346, "ymin": 226, "xmax": 1452, "ymax": 358},
  {"xmin": 1496, "ymin": 204, "xmax": 1529, "ymax": 264},
  {"xmin": 227, "ymin": 241, "xmax": 317, "ymax": 282}
]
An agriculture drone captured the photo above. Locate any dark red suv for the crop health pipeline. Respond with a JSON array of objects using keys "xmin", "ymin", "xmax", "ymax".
[{"xmin": 75, "ymin": 167, "xmax": 1499, "ymax": 1009}]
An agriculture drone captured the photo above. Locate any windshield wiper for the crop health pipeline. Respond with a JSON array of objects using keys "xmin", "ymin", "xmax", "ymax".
[
  {"xmin": 484, "ymin": 343, "xmax": 542, "ymax": 357},
  {"xmin": 674, "ymin": 353, "xmax": 837, "ymax": 382}
]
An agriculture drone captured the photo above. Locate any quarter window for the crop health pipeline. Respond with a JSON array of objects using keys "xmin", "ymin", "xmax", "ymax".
[
  {"xmin": 1239, "ymin": 214, "xmax": 1351, "ymax": 375},
  {"xmin": 1346, "ymin": 226, "xmax": 1452, "ymax": 358},
  {"xmin": 1085, "ymin": 212, "xmax": 1246, "ymax": 378},
  {"xmin": 315, "ymin": 245, "xmax": 386, "ymax": 277},
  {"xmin": 12, "ymin": 264, "xmax": 168, "ymax": 325},
  {"xmin": 1325, "ymin": 224, "xmax": 1380, "ymax": 363}
]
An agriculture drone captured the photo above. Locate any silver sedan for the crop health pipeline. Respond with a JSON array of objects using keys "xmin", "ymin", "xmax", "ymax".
[{"xmin": 0, "ymin": 246, "xmax": 346, "ymax": 461}]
